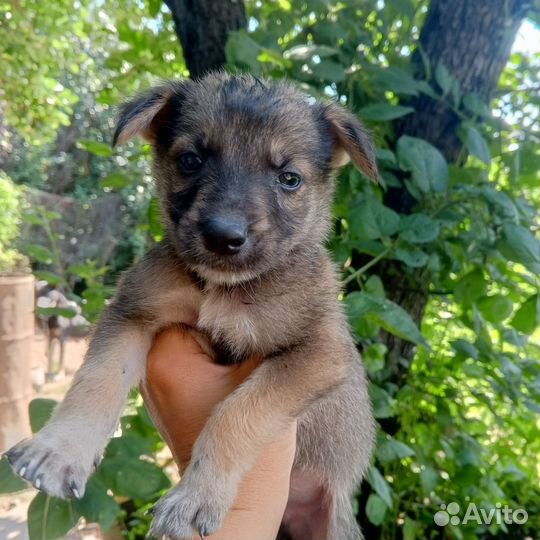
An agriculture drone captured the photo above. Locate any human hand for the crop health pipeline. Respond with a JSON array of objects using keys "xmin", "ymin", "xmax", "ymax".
[{"xmin": 142, "ymin": 326, "xmax": 297, "ymax": 540}]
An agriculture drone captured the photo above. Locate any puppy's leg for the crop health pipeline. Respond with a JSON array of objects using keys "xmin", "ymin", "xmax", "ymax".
[
  {"xmin": 5, "ymin": 318, "xmax": 151, "ymax": 499},
  {"xmin": 5, "ymin": 244, "xmax": 200, "ymax": 499},
  {"xmin": 282, "ymin": 359, "xmax": 375, "ymax": 540},
  {"xmin": 150, "ymin": 329, "xmax": 352, "ymax": 540}
]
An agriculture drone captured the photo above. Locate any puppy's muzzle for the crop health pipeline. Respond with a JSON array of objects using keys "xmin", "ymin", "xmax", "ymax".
[{"xmin": 200, "ymin": 217, "xmax": 248, "ymax": 256}]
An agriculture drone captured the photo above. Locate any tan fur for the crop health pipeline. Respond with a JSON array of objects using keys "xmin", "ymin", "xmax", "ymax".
[{"xmin": 6, "ymin": 73, "xmax": 377, "ymax": 540}]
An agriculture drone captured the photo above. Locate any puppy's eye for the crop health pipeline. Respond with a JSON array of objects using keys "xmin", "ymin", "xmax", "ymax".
[
  {"xmin": 179, "ymin": 152, "xmax": 203, "ymax": 173},
  {"xmin": 277, "ymin": 172, "xmax": 303, "ymax": 191}
]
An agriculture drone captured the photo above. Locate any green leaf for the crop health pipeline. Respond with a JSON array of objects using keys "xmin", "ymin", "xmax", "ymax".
[
  {"xmin": 283, "ymin": 44, "xmax": 338, "ymax": 60},
  {"xmin": 311, "ymin": 60, "xmax": 346, "ymax": 82},
  {"xmin": 454, "ymin": 269, "xmax": 487, "ymax": 305},
  {"xmin": 29, "ymin": 399, "xmax": 57, "ymax": 433},
  {"xmin": 370, "ymin": 67, "xmax": 420, "ymax": 96},
  {"xmin": 452, "ymin": 339, "xmax": 479, "ymax": 360},
  {"xmin": 364, "ymin": 275, "xmax": 385, "ymax": 298},
  {"xmin": 24, "ymin": 244, "xmax": 53, "ymax": 265},
  {"xmin": 28, "ymin": 493, "xmax": 79, "ymax": 540},
  {"xmin": 34, "ymin": 271, "xmax": 66, "ymax": 286},
  {"xmin": 311, "ymin": 20, "xmax": 345, "ymax": 44},
  {"xmin": 461, "ymin": 124, "xmax": 490, "ymax": 165},
  {"xmin": 257, "ymin": 48, "xmax": 291, "ymax": 68},
  {"xmin": 397, "ymin": 136, "xmax": 448, "ymax": 194},
  {"xmin": 360, "ymin": 104, "xmax": 414, "ymax": 122},
  {"xmin": 36, "ymin": 306, "xmax": 77, "ymax": 319},
  {"xmin": 420, "ymin": 466, "xmax": 439, "ymax": 494},
  {"xmin": 147, "ymin": 0, "xmax": 161, "ymax": 17},
  {"xmin": 369, "ymin": 385, "xmax": 394, "ymax": 419},
  {"xmin": 481, "ymin": 188, "xmax": 518, "ymax": 219},
  {"xmin": 348, "ymin": 197, "xmax": 400, "ymax": 240},
  {"xmin": 226, "ymin": 31, "xmax": 262, "ymax": 74},
  {"xmin": 366, "ymin": 466, "xmax": 393, "ymax": 508},
  {"xmin": 99, "ymin": 173, "xmax": 131, "ymax": 190},
  {"xmin": 463, "ymin": 92, "xmax": 490, "ymax": 117},
  {"xmin": 476, "ymin": 295, "xmax": 513, "ymax": 324},
  {"xmin": 435, "ymin": 63, "xmax": 454, "ymax": 96},
  {"xmin": 393, "ymin": 245, "xmax": 429, "ymax": 267},
  {"xmin": 363, "ymin": 343, "xmax": 387, "ymax": 375},
  {"xmin": 105, "ymin": 435, "xmax": 154, "ymax": 459},
  {"xmin": 97, "ymin": 457, "xmax": 170, "ymax": 499},
  {"xmin": 22, "ymin": 212, "xmax": 47, "ymax": 227},
  {"xmin": 73, "ymin": 477, "xmax": 119, "ymax": 532},
  {"xmin": 375, "ymin": 148, "xmax": 396, "ymax": 164},
  {"xmin": 403, "ymin": 517, "xmax": 419, "ymax": 540},
  {"xmin": 510, "ymin": 295, "xmax": 539, "ymax": 335},
  {"xmin": 346, "ymin": 292, "xmax": 425, "ymax": 345},
  {"xmin": 0, "ymin": 457, "xmax": 29, "ymax": 493},
  {"xmin": 365, "ymin": 494, "xmax": 387, "ymax": 526},
  {"xmin": 77, "ymin": 140, "xmax": 113, "ymax": 157},
  {"xmin": 44, "ymin": 210, "xmax": 61, "ymax": 221},
  {"xmin": 497, "ymin": 222, "xmax": 540, "ymax": 273},
  {"xmin": 376, "ymin": 437, "xmax": 415, "ymax": 462},
  {"xmin": 399, "ymin": 214, "xmax": 440, "ymax": 243}
]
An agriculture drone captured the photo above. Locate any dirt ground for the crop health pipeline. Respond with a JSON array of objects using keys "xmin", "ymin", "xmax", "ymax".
[{"xmin": 0, "ymin": 331, "xmax": 105, "ymax": 540}]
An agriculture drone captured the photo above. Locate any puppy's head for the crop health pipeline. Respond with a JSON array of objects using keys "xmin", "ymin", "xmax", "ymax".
[{"xmin": 114, "ymin": 73, "xmax": 377, "ymax": 284}]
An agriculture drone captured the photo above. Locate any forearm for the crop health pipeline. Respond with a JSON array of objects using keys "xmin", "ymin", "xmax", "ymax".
[{"xmin": 142, "ymin": 327, "xmax": 296, "ymax": 540}]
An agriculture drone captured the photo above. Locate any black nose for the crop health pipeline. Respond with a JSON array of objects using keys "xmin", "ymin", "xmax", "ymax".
[{"xmin": 201, "ymin": 218, "xmax": 248, "ymax": 255}]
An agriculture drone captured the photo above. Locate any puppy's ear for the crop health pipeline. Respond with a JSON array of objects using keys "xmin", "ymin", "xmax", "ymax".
[
  {"xmin": 112, "ymin": 82, "xmax": 185, "ymax": 147},
  {"xmin": 323, "ymin": 103, "xmax": 378, "ymax": 181}
]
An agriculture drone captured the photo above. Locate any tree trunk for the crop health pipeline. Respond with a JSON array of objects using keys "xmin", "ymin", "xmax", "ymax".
[
  {"xmin": 397, "ymin": 0, "xmax": 531, "ymax": 163},
  {"xmin": 379, "ymin": 0, "xmax": 529, "ymax": 368},
  {"xmin": 47, "ymin": 121, "xmax": 82, "ymax": 194},
  {"xmin": 163, "ymin": 0, "xmax": 246, "ymax": 79}
]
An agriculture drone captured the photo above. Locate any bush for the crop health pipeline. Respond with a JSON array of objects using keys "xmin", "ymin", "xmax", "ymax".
[{"xmin": 0, "ymin": 172, "xmax": 29, "ymax": 273}]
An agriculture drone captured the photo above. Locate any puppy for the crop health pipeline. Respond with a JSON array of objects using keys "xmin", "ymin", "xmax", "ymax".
[{"xmin": 6, "ymin": 73, "xmax": 377, "ymax": 540}]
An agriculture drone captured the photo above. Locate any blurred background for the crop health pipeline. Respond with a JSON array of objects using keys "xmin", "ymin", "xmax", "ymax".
[{"xmin": 0, "ymin": 1, "xmax": 539, "ymax": 539}]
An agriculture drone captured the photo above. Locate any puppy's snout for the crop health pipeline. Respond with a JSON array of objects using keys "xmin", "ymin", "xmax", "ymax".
[{"xmin": 201, "ymin": 217, "xmax": 248, "ymax": 255}]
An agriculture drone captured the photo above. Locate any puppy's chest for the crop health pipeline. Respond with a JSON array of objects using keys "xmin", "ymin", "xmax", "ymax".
[{"xmin": 196, "ymin": 287, "xmax": 289, "ymax": 361}]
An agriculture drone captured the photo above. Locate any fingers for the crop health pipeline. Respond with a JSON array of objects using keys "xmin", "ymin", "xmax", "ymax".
[
  {"xmin": 142, "ymin": 326, "xmax": 297, "ymax": 540},
  {"xmin": 143, "ymin": 326, "xmax": 261, "ymax": 466}
]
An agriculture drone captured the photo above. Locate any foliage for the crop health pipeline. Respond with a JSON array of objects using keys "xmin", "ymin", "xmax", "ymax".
[
  {"xmin": 0, "ymin": 171, "xmax": 29, "ymax": 272},
  {"xmin": 1, "ymin": 0, "xmax": 539, "ymax": 539},
  {"xmin": 0, "ymin": 396, "xmax": 170, "ymax": 540}
]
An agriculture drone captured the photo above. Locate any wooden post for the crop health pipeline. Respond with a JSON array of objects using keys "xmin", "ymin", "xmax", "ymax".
[{"xmin": 0, "ymin": 273, "xmax": 34, "ymax": 452}]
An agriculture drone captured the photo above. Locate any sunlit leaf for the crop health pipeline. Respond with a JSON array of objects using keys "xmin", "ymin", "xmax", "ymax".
[
  {"xmin": 397, "ymin": 136, "xmax": 448, "ymax": 194},
  {"xmin": 77, "ymin": 140, "xmax": 113, "ymax": 157},
  {"xmin": 99, "ymin": 173, "xmax": 131, "ymax": 190},
  {"xmin": 0, "ymin": 457, "xmax": 29, "ymax": 493},
  {"xmin": 461, "ymin": 124, "xmax": 491, "ymax": 165},
  {"xmin": 29, "ymin": 399, "xmax": 58, "ymax": 433},
  {"xmin": 28, "ymin": 493, "xmax": 79, "ymax": 540},
  {"xmin": 511, "ymin": 294, "xmax": 540, "ymax": 335},
  {"xmin": 360, "ymin": 104, "xmax": 414, "ymax": 122},
  {"xmin": 497, "ymin": 223, "xmax": 540, "ymax": 273}
]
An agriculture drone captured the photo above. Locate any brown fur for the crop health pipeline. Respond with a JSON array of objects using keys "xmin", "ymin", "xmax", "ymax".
[{"xmin": 6, "ymin": 73, "xmax": 377, "ymax": 540}]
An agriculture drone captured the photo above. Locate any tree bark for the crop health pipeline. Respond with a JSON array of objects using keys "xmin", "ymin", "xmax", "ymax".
[
  {"xmin": 378, "ymin": 0, "xmax": 529, "ymax": 368},
  {"xmin": 163, "ymin": 0, "xmax": 246, "ymax": 79},
  {"xmin": 47, "ymin": 121, "xmax": 82, "ymax": 194},
  {"xmin": 396, "ymin": 0, "xmax": 531, "ymax": 163}
]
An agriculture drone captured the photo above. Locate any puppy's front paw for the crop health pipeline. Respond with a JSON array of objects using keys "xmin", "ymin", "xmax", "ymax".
[
  {"xmin": 150, "ymin": 468, "xmax": 237, "ymax": 539},
  {"xmin": 4, "ymin": 435, "xmax": 95, "ymax": 499}
]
